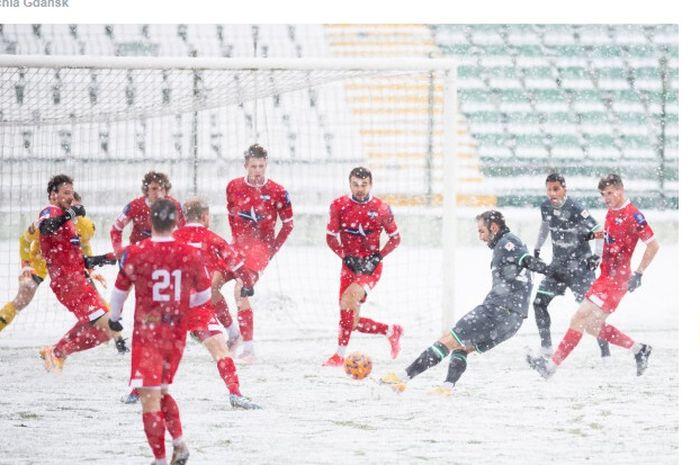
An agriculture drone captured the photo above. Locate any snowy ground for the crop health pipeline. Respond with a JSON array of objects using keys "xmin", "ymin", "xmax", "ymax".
[{"xmin": 0, "ymin": 240, "xmax": 678, "ymax": 465}]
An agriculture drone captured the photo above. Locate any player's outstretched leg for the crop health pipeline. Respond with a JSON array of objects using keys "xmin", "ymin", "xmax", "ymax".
[
  {"xmin": 431, "ymin": 350, "xmax": 468, "ymax": 396},
  {"xmin": 597, "ymin": 323, "xmax": 651, "ymax": 375},
  {"xmin": 237, "ymin": 307, "xmax": 256, "ymax": 363},
  {"xmin": 0, "ymin": 302, "xmax": 17, "ymax": 332},
  {"xmin": 381, "ymin": 341, "xmax": 450, "ymax": 393}
]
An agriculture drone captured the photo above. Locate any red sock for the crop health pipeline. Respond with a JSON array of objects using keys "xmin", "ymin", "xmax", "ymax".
[
  {"xmin": 356, "ymin": 317, "xmax": 388, "ymax": 335},
  {"xmin": 598, "ymin": 324, "xmax": 634, "ymax": 349},
  {"xmin": 214, "ymin": 299, "xmax": 233, "ymax": 328},
  {"xmin": 338, "ymin": 309, "xmax": 354, "ymax": 347},
  {"xmin": 217, "ymin": 357, "xmax": 241, "ymax": 396},
  {"xmin": 551, "ymin": 328, "xmax": 583, "ymax": 366},
  {"xmin": 160, "ymin": 394, "xmax": 182, "ymax": 440},
  {"xmin": 142, "ymin": 411, "xmax": 166, "ymax": 460},
  {"xmin": 54, "ymin": 321, "xmax": 109, "ymax": 358},
  {"xmin": 237, "ymin": 309, "xmax": 254, "ymax": 341}
]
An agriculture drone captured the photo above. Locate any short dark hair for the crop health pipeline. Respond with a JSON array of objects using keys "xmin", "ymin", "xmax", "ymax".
[
  {"xmin": 244, "ymin": 144, "xmax": 268, "ymax": 161},
  {"xmin": 545, "ymin": 173, "xmax": 566, "ymax": 187},
  {"xmin": 598, "ymin": 173, "xmax": 623, "ymax": 191},
  {"xmin": 475, "ymin": 210, "xmax": 507, "ymax": 230},
  {"xmin": 47, "ymin": 174, "xmax": 73, "ymax": 197},
  {"xmin": 349, "ymin": 166, "xmax": 372, "ymax": 183},
  {"xmin": 182, "ymin": 197, "xmax": 209, "ymax": 223},
  {"xmin": 73, "ymin": 191, "xmax": 82, "ymax": 203},
  {"xmin": 150, "ymin": 199, "xmax": 178, "ymax": 233},
  {"xmin": 141, "ymin": 171, "xmax": 172, "ymax": 195}
]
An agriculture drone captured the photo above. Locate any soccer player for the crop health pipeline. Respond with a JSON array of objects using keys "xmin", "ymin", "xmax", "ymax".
[
  {"xmin": 108, "ymin": 199, "xmax": 208, "ymax": 465},
  {"xmin": 380, "ymin": 210, "xmax": 557, "ymax": 395},
  {"xmin": 0, "ymin": 192, "xmax": 104, "ymax": 332},
  {"xmin": 173, "ymin": 197, "xmax": 261, "ymax": 409},
  {"xmin": 36, "ymin": 175, "xmax": 122, "ymax": 372},
  {"xmin": 322, "ymin": 167, "xmax": 403, "ymax": 367},
  {"xmin": 527, "ymin": 174, "xmax": 660, "ymax": 379},
  {"xmin": 531, "ymin": 173, "xmax": 611, "ymax": 358},
  {"xmin": 225, "ymin": 144, "xmax": 294, "ymax": 363},
  {"xmin": 110, "ymin": 171, "xmax": 185, "ymax": 257}
]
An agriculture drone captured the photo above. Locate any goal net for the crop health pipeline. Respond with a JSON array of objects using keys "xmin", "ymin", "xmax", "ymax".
[{"xmin": 0, "ymin": 55, "xmax": 458, "ymax": 346}]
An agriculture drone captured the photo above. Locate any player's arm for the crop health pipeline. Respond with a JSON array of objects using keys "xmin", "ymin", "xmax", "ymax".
[
  {"xmin": 38, "ymin": 205, "xmax": 86, "ymax": 235},
  {"xmin": 110, "ymin": 205, "xmax": 132, "ymax": 255},
  {"xmin": 271, "ymin": 189, "xmax": 294, "ymax": 256},
  {"xmin": 19, "ymin": 227, "xmax": 35, "ymax": 267},
  {"xmin": 533, "ymin": 220, "xmax": 549, "ymax": 258}
]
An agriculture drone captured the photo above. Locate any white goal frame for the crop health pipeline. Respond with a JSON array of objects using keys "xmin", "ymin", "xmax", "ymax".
[{"xmin": 0, "ymin": 54, "xmax": 459, "ymax": 332}]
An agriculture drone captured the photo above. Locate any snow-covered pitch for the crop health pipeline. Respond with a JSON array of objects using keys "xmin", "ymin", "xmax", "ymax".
[{"xmin": 0, "ymin": 240, "xmax": 677, "ymax": 464}]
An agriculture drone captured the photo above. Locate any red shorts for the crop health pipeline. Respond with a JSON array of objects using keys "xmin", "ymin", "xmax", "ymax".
[
  {"xmin": 339, "ymin": 262, "xmax": 383, "ymax": 303},
  {"xmin": 51, "ymin": 274, "xmax": 108, "ymax": 323},
  {"xmin": 130, "ymin": 327, "xmax": 187, "ymax": 388},
  {"xmin": 585, "ymin": 274, "xmax": 628, "ymax": 313},
  {"xmin": 185, "ymin": 303, "xmax": 222, "ymax": 341},
  {"xmin": 238, "ymin": 238, "xmax": 271, "ymax": 273}
]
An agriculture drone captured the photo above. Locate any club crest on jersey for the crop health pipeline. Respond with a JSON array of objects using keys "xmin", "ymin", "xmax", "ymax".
[
  {"xmin": 504, "ymin": 241, "xmax": 515, "ymax": 251},
  {"xmin": 614, "ymin": 216, "xmax": 624, "ymax": 225},
  {"xmin": 581, "ymin": 209, "xmax": 590, "ymax": 218},
  {"xmin": 633, "ymin": 212, "xmax": 647, "ymax": 226}
]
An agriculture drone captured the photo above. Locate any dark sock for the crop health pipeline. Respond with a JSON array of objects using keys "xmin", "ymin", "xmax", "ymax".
[
  {"xmin": 533, "ymin": 293, "xmax": 553, "ymax": 348},
  {"xmin": 445, "ymin": 351, "xmax": 468, "ymax": 385},
  {"xmin": 405, "ymin": 341, "xmax": 449, "ymax": 379}
]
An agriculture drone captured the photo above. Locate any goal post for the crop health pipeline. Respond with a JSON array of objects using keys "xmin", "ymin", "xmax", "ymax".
[{"xmin": 0, "ymin": 54, "xmax": 459, "ymax": 344}]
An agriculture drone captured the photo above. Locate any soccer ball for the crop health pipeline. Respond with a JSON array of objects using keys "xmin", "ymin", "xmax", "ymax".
[{"xmin": 343, "ymin": 352, "xmax": 372, "ymax": 380}]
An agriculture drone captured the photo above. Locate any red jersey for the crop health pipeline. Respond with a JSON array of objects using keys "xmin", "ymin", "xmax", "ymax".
[
  {"xmin": 37, "ymin": 205, "xmax": 84, "ymax": 281},
  {"xmin": 226, "ymin": 177, "xmax": 294, "ymax": 253},
  {"xmin": 173, "ymin": 224, "xmax": 245, "ymax": 276},
  {"xmin": 110, "ymin": 195, "xmax": 185, "ymax": 255},
  {"xmin": 601, "ymin": 200, "xmax": 655, "ymax": 280},
  {"xmin": 113, "ymin": 237, "xmax": 211, "ymax": 338},
  {"xmin": 326, "ymin": 195, "xmax": 399, "ymax": 258}
]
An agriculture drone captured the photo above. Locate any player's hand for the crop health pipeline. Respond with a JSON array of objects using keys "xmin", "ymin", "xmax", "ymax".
[
  {"xmin": 89, "ymin": 270, "xmax": 108, "ymax": 289},
  {"xmin": 67, "ymin": 204, "xmax": 86, "ymax": 218},
  {"xmin": 108, "ymin": 318, "xmax": 124, "ymax": 332},
  {"xmin": 343, "ymin": 256, "xmax": 364, "ymax": 274},
  {"xmin": 115, "ymin": 336, "xmax": 130, "ymax": 354},
  {"xmin": 240, "ymin": 287, "xmax": 255, "ymax": 298},
  {"xmin": 360, "ymin": 253, "xmax": 382, "ymax": 275},
  {"xmin": 84, "ymin": 252, "xmax": 117, "ymax": 269},
  {"xmin": 585, "ymin": 254, "xmax": 601, "ymax": 271},
  {"xmin": 533, "ymin": 248, "xmax": 541, "ymax": 259},
  {"xmin": 522, "ymin": 255, "xmax": 549, "ymax": 274},
  {"xmin": 627, "ymin": 271, "xmax": 643, "ymax": 292}
]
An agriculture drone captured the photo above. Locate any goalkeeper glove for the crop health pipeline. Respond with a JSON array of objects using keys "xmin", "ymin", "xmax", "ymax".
[
  {"xmin": 65, "ymin": 204, "xmax": 86, "ymax": 220},
  {"xmin": 108, "ymin": 318, "xmax": 124, "ymax": 332},
  {"xmin": 84, "ymin": 252, "xmax": 117, "ymax": 269},
  {"xmin": 627, "ymin": 271, "xmax": 643, "ymax": 292},
  {"xmin": 343, "ymin": 256, "xmax": 364, "ymax": 274},
  {"xmin": 240, "ymin": 287, "xmax": 255, "ymax": 298},
  {"xmin": 360, "ymin": 253, "xmax": 383, "ymax": 275}
]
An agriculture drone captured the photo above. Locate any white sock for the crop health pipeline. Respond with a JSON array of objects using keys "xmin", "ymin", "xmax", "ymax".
[
  {"xmin": 632, "ymin": 342, "xmax": 643, "ymax": 353},
  {"xmin": 386, "ymin": 326, "xmax": 394, "ymax": 338},
  {"xmin": 441, "ymin": 381, "xmax": 454, "ymax": 389},
  {"xmin": 243, "ymin": 341, "xmax": 254, "ymax": 352},
  {"xmin": 225, "ymin": 324, "xmax": 240, "ymax": 340},
  {"xmin": 172, "ymin": 436, "xmax": 185, "ymax": 447},
  {"xmin": 336, "ymin": 346, "xmax": 347, "ymax": 357}
]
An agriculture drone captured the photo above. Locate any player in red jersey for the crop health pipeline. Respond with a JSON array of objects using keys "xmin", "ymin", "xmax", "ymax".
[
  {"xmin": 173, "ymin": 197, "xmax": 260, "ymax": 409},
  {"xmin": 108, "ymin": 199, "xmax": 209, "ymax": 465},
  {"xmin": 527, "ymin": 174, "xmax": 660, "ymax": 378},
  {"xmin": 110, "ymin": 171, "xmax": 185, "ymax": 257},
  {"xmin": 37, "ymin": 175, "xmax": 122, "ymax": 372},
  {"xmin": 225, "ymin": 144, "xmax": 294, "ymax": 362},
  {"xmin": 322, "ymin": 167, "xmax": 403, "ymax": 367}
]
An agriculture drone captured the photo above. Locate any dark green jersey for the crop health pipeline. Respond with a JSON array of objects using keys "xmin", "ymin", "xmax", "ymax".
[
  {"xmin": 483, "ymin": 231, "xmax": 533, "ymax": 317},
  {"xmin": 536, "ymin": 196, "xmax": 601, "ymax": 264}
]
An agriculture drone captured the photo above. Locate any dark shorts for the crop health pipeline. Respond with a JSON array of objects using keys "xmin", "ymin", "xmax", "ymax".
[
  {"xmin": 450, "ymin": 305, "xmax": 524, "ymax": 353},
  {"xmin": 31, "ymin": 274, "xmax": 44, "ymax": 286},
  {"xmin": 537, "ymin": 263, "xmax": 595, "ymax": 302}
]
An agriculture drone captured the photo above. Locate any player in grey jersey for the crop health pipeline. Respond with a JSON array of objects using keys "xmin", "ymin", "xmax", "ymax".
[
  {"xmin": 532, "ymin": 173, "xmax": 609, "ymax": 358},
  {"xmin": 380, "ymin": 210, "xmax": 558, "ymax": 395}
]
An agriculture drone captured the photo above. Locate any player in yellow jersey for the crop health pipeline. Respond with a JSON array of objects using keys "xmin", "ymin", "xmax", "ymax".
[{"xmin": 0, "ymin": 192, "xmax": 116, "ymax": 333}]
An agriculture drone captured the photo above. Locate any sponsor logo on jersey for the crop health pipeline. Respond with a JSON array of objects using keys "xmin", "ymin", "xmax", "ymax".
[
  {"xmin": 614, "ymin": 216, "xmax": 624, "ymax": 225},
  {"xmin": 260, "ymin": 194, "xmax": 271, "ymax": 201},
  {"xmin": 504, "ymin": 241, "xmax": 515, "ymax": 251},
  {"xmin": 604, "ymin": 231, "xmax": 615, "ymax": 244},
  {"xmin": 345, "ymin": 224, "xmax": 372, "ymax": 237},
  {"xmin": 368, "ymin": 211, "xmax": 378, "ymax": 219},
  {"xmin": 238, "ymin": 207, "xmax": 263, "ymax": 223},
  {"xmin": 70, "ymin": 236, "xmax": 80, "ymax": 247},
  {"xmin": 581, "ymin": 209, "xmax": 590, "ymax": 218}
]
